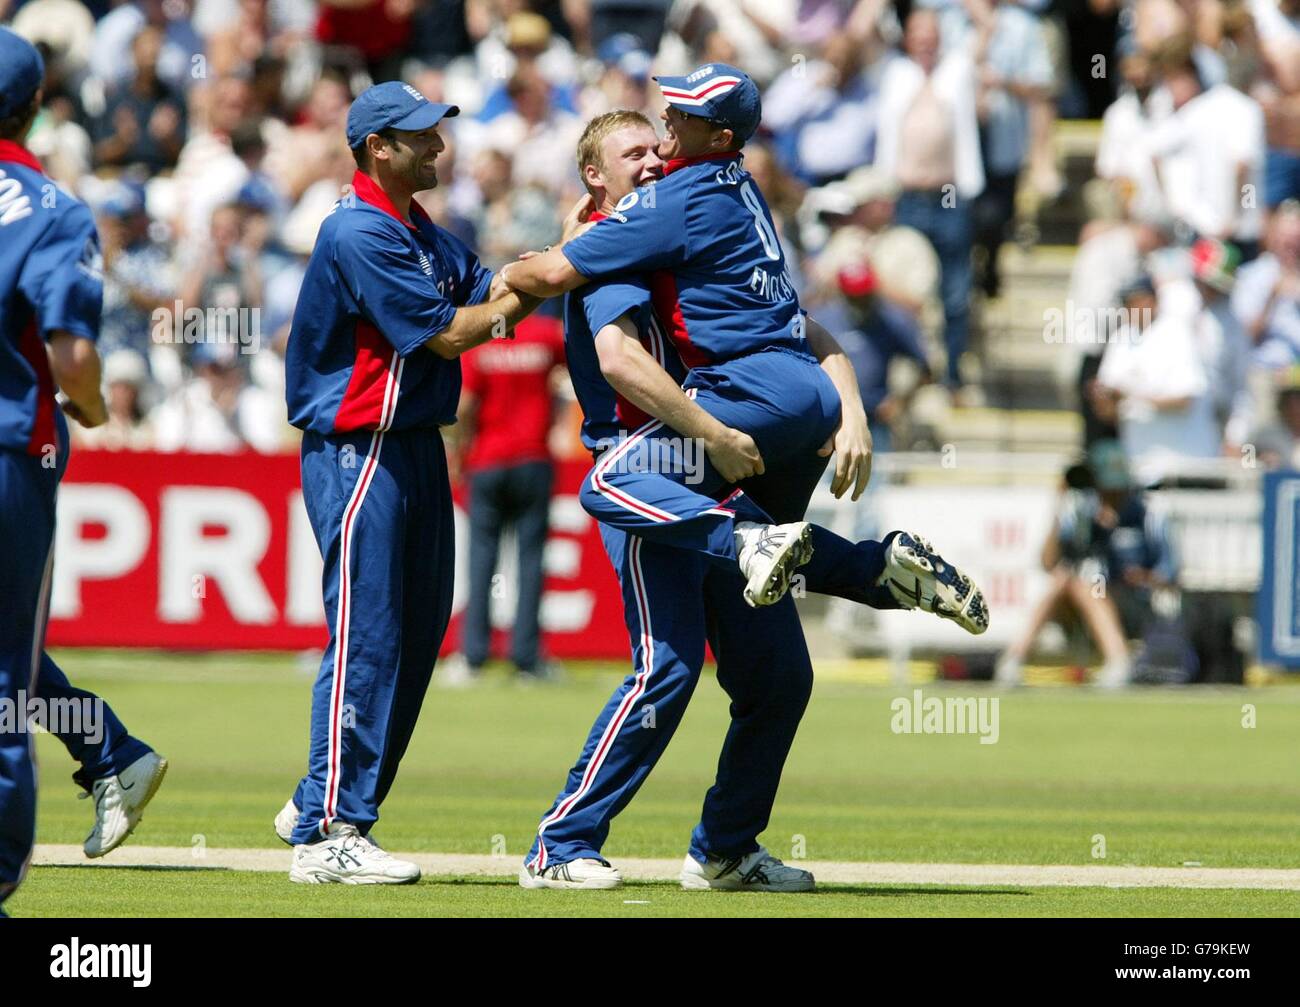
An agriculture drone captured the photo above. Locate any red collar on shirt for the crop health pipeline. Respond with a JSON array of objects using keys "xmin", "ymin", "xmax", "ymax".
[
  {"xmin": 349, "ymin": 170, "xmax": 434, "ymax": 232},
  {"xmin": 663, "ymin": 150, "xmax": 740, "ymax": 176},
  {"xmin": 0, "ymin": 140, "xmax": 43, "ymax": 173},
  {"xmin": 588, "ymin": 209, "xmax": 608, "ymax": 222}
]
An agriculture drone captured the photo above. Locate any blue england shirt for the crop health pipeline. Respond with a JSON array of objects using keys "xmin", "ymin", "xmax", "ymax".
[
  {"xmin": 560, "ymin": 151, "xmax": 809, "ymax": 369},
  {"xmin": 0, "ymin": 141, "xmax": 102, "ymax": 459},
  {"xmin": 285, "ymin": 170, "xmax": 493, "ymax": 435}
]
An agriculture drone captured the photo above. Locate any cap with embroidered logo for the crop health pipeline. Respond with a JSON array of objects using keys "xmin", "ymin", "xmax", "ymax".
[
  {"xmin": 346, "ymin": 81, "xmax": 459, "ymax": 150},
  {"xmin": 653, "ymin": 62, "xmax": 761, "ymax": 144}
]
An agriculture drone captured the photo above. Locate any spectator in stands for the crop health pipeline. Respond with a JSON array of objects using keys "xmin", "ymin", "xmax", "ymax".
[
  {"xmin": 970, "ymin": 0, "xmax": 1054, "ymax": 297},
  {"xmin": 177, "ymin": 203, "xmax": 263, "ymax": 366},
  {"xmin": 170, "ymin": 74, "xmax": 253, "ymax": 245},
  {"xmin": 1233, "ymin": 199, "xmax": 1300, "ymax": 367},
  {"xmin": 1062, "ymin": 215, "xmax": 1172, "ymax": 447},
  {"xmin": 1187, "ymin": 238, "xmax": 1253, "ymax": 452},
  {"xmin": 1147, "ymin": 51, "xmax": 1266, "ymax": 258},
  {"xmin": 580, "ymin": 32, "xmax": 654, "ymax": 117},
  {"xmin": 73, "ymin": 350, "xmax": 155, "ymax": 451},
  {"xmin": 1249, "ymin": 367, "xmax": 1300, "ymax": 468},
  {"xmin": 996, "ymin": 440, "xmax": 1179, "ymax": 688},
  {"xmin": 763, "ymin": 28, "xmax": 887, "ymax": 186},
  {"xmin": 91, "ymin": 23, "xmax": 185, "ymax": 173},
  {"xmin": 810, "ymin": 165, "xmax": 940, "ymax": 318},
  {"xmin": 823, "ymin": 260, "xmax": 933, "ymax": 452},
  {"xmin": 151, "ymin": 341, "xmax": 284, "ymax": 453},
  {"xmin": 475, "ymin": 11, "xmax": 580, "ymax": 122},
  {"xmin": 452, "ymin": 313, "xmax": 566, "ymax": 682},
  {"xmin": 261, "ymin": 73, "xmax": 351, "ymax": 207},
  {"xmin": 95, "ymin": 182, "xmax": 174, "ymax": 370},
  {"xmin": 582, "ymin": 0, "xmax": 672, "ymax": 54},
  {"xmin": 1092, "ymin": 274, "xmax": 1222, "ymax": 485},
  {"xmin": 1253, "ymin": 0, "xmax": 1300, "ymax": 209},
  {"xmin": 315, "ymin": 0, "xmax": 414, "ymax": 81},
  {"xmin": 875, "ymin": 6, "xmax": 985, "ymax": 391},
  {"xmin": 1092, "ymin": 40, "xmax": 1167, "ymax": 229},
  {"xmin": 88, "ymin": 0, "xmax": 203, "ymax": 96},
  {"xmin": 465, "ymin": 66, "xmax": 583, "ymax": 194}
]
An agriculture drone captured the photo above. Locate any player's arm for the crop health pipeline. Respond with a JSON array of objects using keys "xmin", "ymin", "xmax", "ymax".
[
  {"xmin": 503, "ymin": 188, "xmax": 689, "ymax": 297},
  {"xmin": 498, "ymin": 195, "xmax": 598, "ymax": 297},
  {"xmin": 48, "ymin": 332, "xmax": 108, "ymax": 427},
  {"xmin": 805, "ymin": 315, "xmax": 872, "ymax": 500},
  {"xmin": 424, "ymin": 290, "xmax": 541, "ymax": 359},
  {"xmin": 595, "ymin": 312, "xmax": 764, "ymax": 483}
]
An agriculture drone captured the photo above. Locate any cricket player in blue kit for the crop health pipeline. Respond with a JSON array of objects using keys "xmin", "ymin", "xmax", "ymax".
[
  {"xmin": 513, "ymin": 108, "xmax": 986, "ymax": 892},
  {"xmin": 275, "ymin": 81, "xmax": 541, "ymax": 884},
  {"xmin": 504, "ymin": 65, "xmax": 988, "ymax": 635},
  {"xmin": 0, "ymin": 29, "xmax": 167, "ymax": 913}
]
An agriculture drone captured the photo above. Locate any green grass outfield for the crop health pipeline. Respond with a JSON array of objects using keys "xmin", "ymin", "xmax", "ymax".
[{"xmin": 9, "ymin": 649, "xmax": 1300, "ymax": 918}]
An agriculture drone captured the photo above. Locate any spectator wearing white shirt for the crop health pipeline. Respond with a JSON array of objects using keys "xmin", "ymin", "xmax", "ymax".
[
  {"xmin": 763, "ymin": 30, "xmax": 889, "ymax": 186},
  {"xmin": 1232, "ymin": 200, "xmax": 1300, "ymax": 367},
  {"xmin": 151, "ymin": 342, "xmax": 285, "ymax": 454},
  {"xmin": 1093, "ymin": 43, "xmax": 1171, "ymax": 230},
  {"xmin": 1064, "ymin": 216, "xmax": 1172, "ymax": 446},
  {"xmin": 1186, "ymin": 238, "xmax": 1253, "ymax": 451},
  {"xmin": 1093, "ymin": 275, "xmax": 1222, "ymax": 485},
  {"xmin": 1146, "ymin": 54, "xmax": 1266, "ymax": 258},
  {"xmin": 875, "ymin": 6, "xmax": 986, "ymax": 389}
]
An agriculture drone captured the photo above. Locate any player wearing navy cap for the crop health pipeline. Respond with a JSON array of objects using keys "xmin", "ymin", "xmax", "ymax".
[
  {"xmin": 0, "ymin": 28, "xmax": 167, "ymax": 913},
  {"xmin": 503, "ymin": 65, "xmax": 988, "ymax": 632},
  {"xmin": 519, "ymin": 108, "xmax": 984, "ymax": 893},
  {"xmin": 274, "ymin": 80, "xmax": 541, "ymax": 884}
]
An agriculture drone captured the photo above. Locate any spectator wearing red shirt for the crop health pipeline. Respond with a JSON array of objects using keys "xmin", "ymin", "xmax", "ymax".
[{"xmin": 456, "ymin": 313, "xmax": 565, "ymax": 678}]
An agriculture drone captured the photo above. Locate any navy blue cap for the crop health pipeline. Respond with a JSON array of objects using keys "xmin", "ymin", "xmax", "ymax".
[
  {"xmin": 0, "ymin": 27, "xmax": 45, "ymax": 119},
  {"xmin": 346, "ymin": 81, "xmax": 458, "ymax": 150},
  {"xmin": 653, "ymin": 63, "xmax": 761, "ymax": 143}
]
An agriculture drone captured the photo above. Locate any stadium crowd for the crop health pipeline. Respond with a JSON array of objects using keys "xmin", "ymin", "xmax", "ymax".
[{"xmin": 1, "ymin": 0, "xmax": 1298, "ymax": 482}]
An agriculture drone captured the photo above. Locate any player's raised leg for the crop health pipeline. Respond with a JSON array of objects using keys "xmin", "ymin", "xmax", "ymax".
[{"xmin": 521, "ymin": 529, "xmax": 708, "ymax": 889}]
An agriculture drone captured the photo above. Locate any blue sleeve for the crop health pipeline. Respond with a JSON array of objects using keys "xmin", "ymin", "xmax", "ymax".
[
  {"xmin": 20, "ymin": 202, "xmax": 103, "ymax": 342},
  {"xmin": 562, "ymin": 180, "xmax": 690, "ymax": 278},
  {"xmin": 582, "ymin": 277, "xmax": 652, "ymax": 335},
  {"xmin": 333, "ymin": 217, "xmax": 458, "ymax": 358},
  {"xmin": 440, "ymin": 227, "xmax": 494, "ymax": 306}
]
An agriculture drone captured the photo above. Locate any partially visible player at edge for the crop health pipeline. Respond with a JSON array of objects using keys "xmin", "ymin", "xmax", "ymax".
[
  {"xmin": 502, "ymin": 63, "xmax": 989, "ymax": 632},
  {"xmin": 274, "ymin": 81, "xmax": 540, "ymax": 884},
  {"xmin": 0, "ymin": 28, "xmax": 167, "ymax": 916}
]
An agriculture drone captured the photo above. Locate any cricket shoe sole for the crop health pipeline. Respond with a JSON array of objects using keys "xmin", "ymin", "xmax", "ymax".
[{"xmin": 879, "ymin": 531, "xmax": 989, "ymax": 635}]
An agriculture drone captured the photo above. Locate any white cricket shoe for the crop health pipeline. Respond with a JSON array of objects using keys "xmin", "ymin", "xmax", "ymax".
[
  {"xmin": 519, "ymin": 857, "xmax": 622, "ymax": 890},
  {"xmin": 680, "ymin": 846, "xmax": 815, "ymax": 892},
  {"xmin": 735, "ymin": 520, "xmax": 814, "ymax": 607},
  {"xmin": 878, "ymin": 531, "xmax": 989, "ymax": 635},
  {"xmin": 82, "ymin": 752, "xmax": 168, "ymax": 858},
  {"xmin": 274, "ymin": 798, "xmax": 298, "ymax": 846},
  {"xmin": 289, "ymin": 823, "xmax": 420, "ymax": 885}
]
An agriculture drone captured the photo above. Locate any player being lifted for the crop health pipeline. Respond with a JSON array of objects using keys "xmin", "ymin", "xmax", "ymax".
[
  {"xmin": 516, "ymin": 96, "xmax": 987, "ymax": 891},
  {"xmin": 502, "ymin": 64, "xmax": 989, "ymax": 633}
]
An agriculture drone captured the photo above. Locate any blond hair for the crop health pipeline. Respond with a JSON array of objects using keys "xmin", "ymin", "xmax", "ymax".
[{"xmin": 575, "ymin": 110, "xmax": 653, "ymax": 194}]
